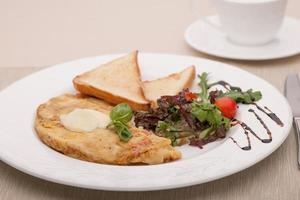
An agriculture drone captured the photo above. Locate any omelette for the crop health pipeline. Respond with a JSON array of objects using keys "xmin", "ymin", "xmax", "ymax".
[{"xmin": 35, "ymin": 94, "xmax": 181, "ymax": 165}]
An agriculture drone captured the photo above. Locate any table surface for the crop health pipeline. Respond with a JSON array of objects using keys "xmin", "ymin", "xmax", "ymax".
[{"xmin": 1, "ymin": 0, "xmax": 300, "ymax": 199}]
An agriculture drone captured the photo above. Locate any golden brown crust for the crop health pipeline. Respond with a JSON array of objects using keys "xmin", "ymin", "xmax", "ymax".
[
  {"xmin": 182, "ymin": 65, "xmax": 196, "ymax": 89},
  {"xmin": 73, "ymin": 51, "xmax": 150, "ymax": 111},
  {"xmin": 73, "ymin": 78, "xmax": 150, "ymax": 111}
]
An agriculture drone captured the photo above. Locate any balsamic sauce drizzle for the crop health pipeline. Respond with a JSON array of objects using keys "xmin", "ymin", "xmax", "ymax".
[
  {"xmin": 229, "ymin": 137, "xmax": 251, "ymax": 151},
  {"xmin": 230, "ymin": 120, "xmax": 251, "ymax": 150},
  {"xmin": 252, "ymin": 103, "xmax": 284, "ymax": 127},
  {"xmin": 209, "ymin": 80, "xmax": 284, "ymax": 150},
  {"xmin": 230, "ymin": 109, "xmax": 276, "ymax": 151},
  {"xmin": 248, "ymin": 109, "xmax": 272, "ymax": 143},
  {"xmin": 208, "ymin": 80, "xmax": 242, "ymax": 92},
  {"xmin": 230, "ymin": 116, "xmax": 272, "ymax": 150}
]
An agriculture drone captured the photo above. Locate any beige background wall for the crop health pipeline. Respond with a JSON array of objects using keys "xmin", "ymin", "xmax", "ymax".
[{"xmin": 0, "ymin": 0, "xmax": 298, "ymax": 68}]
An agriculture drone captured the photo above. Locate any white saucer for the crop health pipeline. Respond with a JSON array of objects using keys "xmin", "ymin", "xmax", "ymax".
[{"xmin": 185, "ymin": 16, "xmax": 300, "ymax": 60}]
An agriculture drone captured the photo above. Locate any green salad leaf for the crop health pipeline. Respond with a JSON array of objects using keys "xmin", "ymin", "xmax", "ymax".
[
  {"xmin": 207, "ymin": 79, "xmax": 262, "ymax": 104},
  {"xmin": 220, "ymin": 89, "xmax": 262, "ymax": 104},
  {"xmin": 191, "ymin": 102, "xmax": 231, "ymax": 130},
  {"xmin": 198, "ymin": 72, "xmax": 209, "ymax": 102},
  {"xmin": 190, "ymin": 72, "xmax": 232, "ymax": 140},
  {"xmin": 156, "ymin": 121, "xmax": 177, "ymax": 145},
  {"xmin": 156, "ymin": 121, "xmax": 171, "ymax": 133},
  {"xmin": 199, "ymin": 126, "xmax": 214, "ymax": 139}
]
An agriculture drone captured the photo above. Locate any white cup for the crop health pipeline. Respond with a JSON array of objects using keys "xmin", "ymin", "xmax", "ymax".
[{"xmin": 212, "ymin": 0, "xmax": 287, "ymax": 45}]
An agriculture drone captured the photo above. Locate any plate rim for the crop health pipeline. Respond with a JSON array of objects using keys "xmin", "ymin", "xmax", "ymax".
[{"xmin": 0, "ymin": 52, "xmax": 293, "ymax": 191}]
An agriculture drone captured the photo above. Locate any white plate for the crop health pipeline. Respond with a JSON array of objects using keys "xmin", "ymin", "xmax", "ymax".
[
  {"xmin": 185, "ymin": 16, "xmax": 300, "ymax": 60},
  {"xmin": 0, "ymin": 53, "xmax": 292, "ymax": 191}
]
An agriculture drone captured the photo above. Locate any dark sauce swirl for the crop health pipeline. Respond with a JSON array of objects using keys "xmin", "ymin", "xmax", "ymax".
[
  {"xmin": 248, "ymin": 109, "xmax": 272, "ymax": 143},
  {"xmin": 209, "ymin": 80, "xmax": 284, "ymax": 150},
  {"xmin": 230, "ymin": 120, "xmax": 251, "ymax": 150},
  {"xmin": 209, "ymin": 80, "xmax": 242, "ymax": 91},
  {"xmin": 230, "ymin": 109, "xmax": 277, "ymax": 151},
  {"xmin": 252, "ymin": 103, "xmax": 284, "ymax": 127}
]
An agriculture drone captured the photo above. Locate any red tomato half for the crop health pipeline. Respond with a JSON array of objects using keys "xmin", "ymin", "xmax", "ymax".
[{"xmin": 214, "ymin": 97, "xmax": 237, "ymax": 119}]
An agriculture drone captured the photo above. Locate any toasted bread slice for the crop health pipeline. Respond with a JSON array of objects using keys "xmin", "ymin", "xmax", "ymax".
[
  {"xmin": 73, "ymin": 51, "xmax": 150, "ymax": 111},
  {"xmin": 142, "ymin": 66, "xmax": 196, "ymax": 107}
]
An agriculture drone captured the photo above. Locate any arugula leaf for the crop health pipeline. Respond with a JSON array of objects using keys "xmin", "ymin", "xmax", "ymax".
[
  {"xmin": 247, "ymin": 89, "xmax": 262, "ymax": 101},
  {"xmin": 220, "ymin": 90, "xmax": 243, "ymax": 100},
  {"xmin": 193, "ymin": 73, "xmax": 232, "ymax": 139},
  {"xmin": 198, "ymin": 72, "xmax": 209, "ymax": 102},
  {"xmin": 221, "ymin": 89, "xmax": 262, "ymax": 104},
  {"xmin": 207, "ymin": 79, "xmax": 262, "ymax": 104}
]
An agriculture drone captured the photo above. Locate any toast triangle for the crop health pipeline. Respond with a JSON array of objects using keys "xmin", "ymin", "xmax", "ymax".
[
  {"xmin": 73, "ymin": 51, "xmax": 150, "ymax": 111},
  {"xmin": 142, "ymin": 66, "xmax": 196, "ymax": 107}
]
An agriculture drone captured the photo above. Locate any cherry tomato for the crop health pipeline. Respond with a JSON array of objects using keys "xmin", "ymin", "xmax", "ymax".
[{"xmin": 214, "ymin": 97, "xmax": 237, "ymax": 119}]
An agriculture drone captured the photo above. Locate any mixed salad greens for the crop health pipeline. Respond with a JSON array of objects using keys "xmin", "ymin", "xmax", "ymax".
[
  {"xmin": 134, "ymin": 72, "xmax": 262, "ymax": 148},
  {"xmin": 108, "ymin": 72, "xmax": 262, "ymax": 147}
]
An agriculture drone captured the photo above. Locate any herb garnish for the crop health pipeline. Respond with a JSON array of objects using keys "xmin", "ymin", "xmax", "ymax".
[
  {"xmin": 208, "ymin": 80, "xmax": 262, "ymax": 104},
  {"xmin": 198, "ymin": 72, "xmax": 209, "ymax": 103},
  {"xmin": 108, "ymin": 103, "xmax": 133, "ymax": 141},
  {"xmin": 191, "ymin": 73, "xmax": 231, "ymax": 138},
  {"xmin": 220, "ymin": 89, "xmax": 262, "ymax": 104}
]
